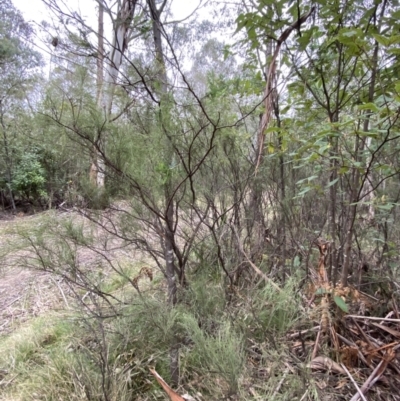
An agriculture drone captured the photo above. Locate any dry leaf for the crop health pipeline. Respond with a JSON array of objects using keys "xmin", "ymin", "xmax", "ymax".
[{"xmin": 308, "ymin": 356, "xmax": 346, "ymax": 375}]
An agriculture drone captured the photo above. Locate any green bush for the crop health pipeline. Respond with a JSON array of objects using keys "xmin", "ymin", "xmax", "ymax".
[
  {"xmin": 180, "ymin": 313, "xmax": 244, "ymax": 395},
  {"xmin": 246, "ymin": 276, "xmax": 303, "ymax": 340},
  {"xmin": 12, "ymin": 151, "xmax": 46, "ymax": 202}
]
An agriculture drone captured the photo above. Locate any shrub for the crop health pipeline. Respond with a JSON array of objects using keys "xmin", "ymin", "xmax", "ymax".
[{"xmin": 12, "ymin": 151, "xmax": 46, "ymax": 203}]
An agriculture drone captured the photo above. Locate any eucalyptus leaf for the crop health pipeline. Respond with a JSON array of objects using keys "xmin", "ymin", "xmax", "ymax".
[{"xmin": 334, "ymin": 296, "xmax": 349, "ymax": 313}]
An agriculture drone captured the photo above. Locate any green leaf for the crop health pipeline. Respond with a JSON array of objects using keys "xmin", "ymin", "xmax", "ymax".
[
  {"xmin": 267, "ymin": 143, "xmax": 275, "ymax": 153},
  {"xmin": 377, "ymin": 203, "xmax": 393, "ymax": 211},
  {"xmin": 326, "ymin": 178, "xmax": 339, "ymax": 188},
  {"xmin": 357, "ymin": 102, "xmax": 380, "ymax": 112},
  {"xmin": 264, "ymin": 126, "xmax": 278, "ymax": 134},
  {"xmin": 315, "ymin": 288, "xmax": 327, "ymax": 295},
  {"xmin": 297, "ymin": 186, "xmax": 312, "ymax": 196},
  {"xmin": 372, "ymin": 34, "xmax": 391, "ymax": 47},
  {"xmin": 334, "ymin": 296, "xmax": 349, "ymax": 313},
  {"xmin": 356, "ymin": 131, "xmax": 379, "ymax": 138}
]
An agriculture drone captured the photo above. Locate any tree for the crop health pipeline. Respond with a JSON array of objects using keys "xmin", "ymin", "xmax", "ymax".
[
  {"xmin": 0, "ymin": 0, "xmax": 42, "ymax": 210},
  {"xmin": 91, "ymin": 0, "xmax": 138, "ymax": 187}
]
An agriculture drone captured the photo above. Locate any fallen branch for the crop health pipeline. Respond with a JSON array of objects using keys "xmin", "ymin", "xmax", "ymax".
[
  {"xmin": 349, "ymin": 349, "xmax": 395, "ymax": 401},
  {"xmin": 308, "ymin": 356, "xmax": 346, "ymax": 374},
  {"xmin": 341, "ymin": 363, "xmax": 367, "ymax": 401},
  {"xmin": 345, "ymin": 315, "xmax": 400, "ymax": 323},
  {"xmin": 149, "ymin": 368, "xmax": 186, "ymax": 401},
  {"xmin": 231, "ymin": 224, "xmax": 281, "ymax": 292}
]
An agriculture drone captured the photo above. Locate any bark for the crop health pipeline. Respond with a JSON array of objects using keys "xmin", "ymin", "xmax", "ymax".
[
  {"xmin": 254, "ymin": 6, "xmax": 315, "ymax": 171},
  {"xmin": 275, "ymin": 98, "xmax": 287, "ymax": 273},
  {"xmin": 91, "ymin": 0, "xmax": 137, "ymax": 187},
  {"xmin": 249, "ymin": 44, "xmax": 274, "ymax": 262},
  {"xmin": 250, "ymin": 8, "xmax": 314, "ymax": 267},
  {"xmin": 329, "ymin": 124, "xmax": 339, "ymax": 284},
  {"xmin": 90, "ymin": 1, "xmax": 105, "ymax": 186}
]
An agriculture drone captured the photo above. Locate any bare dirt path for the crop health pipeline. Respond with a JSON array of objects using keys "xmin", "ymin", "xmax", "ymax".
[
  {"xmin": 0, "ymin": 208, "xmax": 150, "ymax": 335},
  {"xmin": 0, "ymin": 213, "xmax": 66, "ymax": 334},
  {"xmin": 0, "ymin": 268, "xmax": 57, "ymax": 334}
]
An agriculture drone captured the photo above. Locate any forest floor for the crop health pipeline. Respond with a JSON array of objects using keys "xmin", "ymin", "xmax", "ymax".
[
  {"xmin": 0, "ymin": 210, "xmax": 148, "ymax": 400},
  {"xmin": 0, "ymin": 214, "xmax": 62, "ymax": 335},
  {"xmin": 0, "ymin": 209, "xmax": 149, "ymax": 336},
  {"xmin": 1, "ymin": 211, "xmax": 400, "ymax": 401}
]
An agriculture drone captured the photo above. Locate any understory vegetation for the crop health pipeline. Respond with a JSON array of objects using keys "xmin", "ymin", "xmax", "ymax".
[{"xmin": 1, "ymin": 0, "xmax": 400, "ymax": 400}]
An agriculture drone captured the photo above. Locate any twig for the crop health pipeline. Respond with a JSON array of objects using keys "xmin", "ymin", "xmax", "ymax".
[
  {"xmin": 380, "ymin": 311, "xmax": 394, "ymax": 325},
  {"xmin": 341, "ymin": 363, "xmax": 367, "ymax": 401},
  {"xmin": 0, "ymin": 319, "xmax": 9, "ymax": 330},
  {"xmin": 349, "ymin": 350, "xmax": 394, "ymax": 401},
  {"xmin": 346, "ymin": 315, "xmax": 400, "ymax": 323},
  {"xmin": 0, "ymin": 373, "xmax": 19, "ymax": 387},
  {"xmin": 81, "ymin": 291, "xmax": 90, "ymax": 302},
  {"xmin": 231, "ymin": 224, "xmax": 281, "ymax": 292},
  {"xmin": 271, "ymin": 367, "xmax": 289, "ymax": 398},
  {"xmin": 299, "ymin": 389, "xmax": 309, "ymax": 401},
  {"xmin": 349, "ymin": 360, "xmax": 384, "ymax": 401},
  {"xmin": 287, "ymin": 326, "xmax": 320, "ymax": 338},
  {"xmin": 312, "ymin": 324, "xmax": 322, "ymax": 359},
  {"xmin": 50, "ymin": 276, "xmax": 70, "ymax": 309},
  {"xmin": 4, "ymin": 296, "xmax": 22, "ymax": 309}
]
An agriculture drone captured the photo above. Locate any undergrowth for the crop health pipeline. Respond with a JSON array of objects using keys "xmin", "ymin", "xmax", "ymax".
[
  {"xmin": 0, "ymin": 213, "xmax": 313, "ymax": 400},
  {"xmin": 0, "ymin": 271, "xmax": 308, "ymax": 401}
]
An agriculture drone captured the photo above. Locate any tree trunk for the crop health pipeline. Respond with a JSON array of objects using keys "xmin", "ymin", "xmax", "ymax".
[
  {"xmin": 90, "ymin": 1, "xmax": 104, "ymax": 186},
  {"xmin": 91, "ymin": 0, "xmax": 137, "ymax": 187}
]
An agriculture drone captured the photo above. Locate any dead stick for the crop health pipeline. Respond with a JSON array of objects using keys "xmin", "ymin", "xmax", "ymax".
[
  {"xmin": 349, "ymin": 356, "xmax": 391, "ymax": 401},
  {"xmin": 231, "ymin": 224, "xmax": 281, "ymax": 292},
  {"xmin": 271, "ymin": 367, "xmax": 289, "ymax": 398},
  {"xmin": 287, "ymin": 326, "xmax": 320, "ymax": 338},
  {"xmin": 311, "ymin": 326, "xmax": 322, "ymax": 359},
  {"xmin": 341, "ymin": 363, "xmax": 367, "ymax": 401},
  {"xmin": 345, "ymin": 315, "xmax": 400, "ymax": 323}
]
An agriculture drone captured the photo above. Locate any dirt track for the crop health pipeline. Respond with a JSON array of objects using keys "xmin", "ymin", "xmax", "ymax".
[
  {"xmin": 0, "ymin": 209, "xmax": 151, "ymax": 335},
  {"xmin": 0, "ymin": 213, "xmax": 74, "ymax": 335}
]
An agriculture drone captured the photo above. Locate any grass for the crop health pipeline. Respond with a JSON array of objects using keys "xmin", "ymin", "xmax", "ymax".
[
  {"xmin": 0, "ymin": 211, "xmax": 321, "ymax": 401},
  {"xmin": 0, "ymin": 314, "xmax": 79, "ymax": 400},
  {"xmin": 0, "ymin": 275, "xmax": 314, "ymax": 401}
]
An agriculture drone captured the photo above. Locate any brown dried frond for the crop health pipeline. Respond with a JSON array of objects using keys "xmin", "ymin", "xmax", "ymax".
[
  {"xmin": 139, "ymin": 266, "xmax": 153, "ymax": 281},
  {"xmin": 340, "ymin": 346, "xmax": 359, "ymax": 368},
  {"xmin": 321, "ymin": 296, "xmax": 330, "ymax": 334},
  {"xmin": 315, "ymin": 238, "xmax": 330, "ymax": 284},
  {"xmin": 132, "ymin": 267, "xmax": 153, "ymax": 290}
]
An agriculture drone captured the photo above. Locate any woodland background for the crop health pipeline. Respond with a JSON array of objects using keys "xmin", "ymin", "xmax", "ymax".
[{"xmin": 1, "ymin": 0, "xmax": 400, "ymax": 400}]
